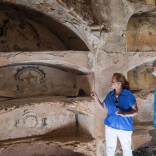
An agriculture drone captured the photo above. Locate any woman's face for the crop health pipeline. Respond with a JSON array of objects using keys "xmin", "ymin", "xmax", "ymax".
[{"xmin": 111, "ymin": 77, "xmax": 122, "ymax": 90}]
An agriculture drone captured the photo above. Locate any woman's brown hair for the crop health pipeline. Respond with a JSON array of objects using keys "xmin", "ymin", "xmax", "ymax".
[{"xmin": 113, "ymin": 73, "xmax": 129, "ymax": 90}]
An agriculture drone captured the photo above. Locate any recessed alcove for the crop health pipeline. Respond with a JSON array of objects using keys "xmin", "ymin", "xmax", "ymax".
[
  {"xmin": 128, "ymin": 61, "xmax": 156, "ymax": 91},
  {"xmin": 128, "ymin": 60, "xmax": 155, "ymax": 123},
  {"xmin": 0, "ymin": 62, "xmax": 94, "ymax": 146},
  {"xmin": 127, "ymin": 12, "xmax": 156, "ymax": 52},
  {"xmin": 0, "ymin": 63, "xmax": 92, "ymax": 99},
  {"xmin": 0, "ymin": 2, "xmax": 89, "ymax": 51}
]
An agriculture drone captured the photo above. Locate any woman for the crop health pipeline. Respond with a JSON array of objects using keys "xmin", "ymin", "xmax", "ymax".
[{"xmin": 91, "ymin": 73, "xmax": 138, "ymax": 156}]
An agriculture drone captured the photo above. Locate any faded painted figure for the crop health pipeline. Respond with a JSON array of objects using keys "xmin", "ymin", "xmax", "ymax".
[
  {"xmin": 91, "ymin": 73, "xmax": 138, "ymax": 156},
  {"xmin": 152, "ymin": 60, "xmax": 156, "ymax": 128}
]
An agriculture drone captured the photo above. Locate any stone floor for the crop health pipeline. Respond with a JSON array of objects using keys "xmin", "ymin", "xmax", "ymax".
[
  {"xmin": 0, "ymin": 136, "xmax": 96, "ymax": 156},
  {"xmin": 115, "ymin": 122, "xmax": 154, "ymax": 156},
  {"xmin": 133, "ymin": 126, "xmax": 156, "ymax": 156},
  {"xmin": 0, "ymin": 123, "xmax": 154, "ymax": 156}
]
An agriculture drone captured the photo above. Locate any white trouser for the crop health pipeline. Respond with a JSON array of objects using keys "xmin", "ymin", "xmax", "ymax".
[{"xmin": 105, "ymin": 125, "xmax": 133, "ymax": 156}]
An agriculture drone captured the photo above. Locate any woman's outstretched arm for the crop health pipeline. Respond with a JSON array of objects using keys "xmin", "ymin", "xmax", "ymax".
[{"xmin": 90, "ymin": 91, "xmax": 105, "ymax": 109}]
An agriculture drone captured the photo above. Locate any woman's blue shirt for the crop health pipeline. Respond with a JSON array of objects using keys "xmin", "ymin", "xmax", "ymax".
[{"xmin": 104, "ymin": 89, "xmax": 136, "ymax": 131}]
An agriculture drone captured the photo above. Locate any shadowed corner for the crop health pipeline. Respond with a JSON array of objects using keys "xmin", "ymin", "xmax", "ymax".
[
  {"xmin": 0, "ymin": 122, "xmax": 93, "ymax": 156},
  {"xmin": 0, "ymin": 122, "xmax": 94, "ymax": 146}
]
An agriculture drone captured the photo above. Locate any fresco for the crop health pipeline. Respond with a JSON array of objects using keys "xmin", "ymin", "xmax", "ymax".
[{"xmin": 15, "ymin": 66, "xmax": 46, "ymax": 93}]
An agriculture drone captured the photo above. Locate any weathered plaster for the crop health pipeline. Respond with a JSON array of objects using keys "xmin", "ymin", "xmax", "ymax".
[{"xmin": 0, "ymin": 0, "xmax": 155, "ymax": 155}]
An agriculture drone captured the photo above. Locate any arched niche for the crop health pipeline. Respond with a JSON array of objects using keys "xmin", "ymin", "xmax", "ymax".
[
  {"xmin": 128, "ymin": 60, "xmax": 156, "ymax": 123},
  {"xmin": 127, "ymin": 12, "xmax": 156, "ymax": 52},
  {"xmin": 0, "ymin": 2, "xmax": 89, "ymax": 52},
  {"xmin": 0, "ymin": 62, "xmax": 92, "ymax": 99},
  {"xmin": 0, "ymin": 62, "xmax": 95, "ymax": 142},
  {"xmin": 128, "ymin": 61, "xmax": 156, "ymax": 91}
]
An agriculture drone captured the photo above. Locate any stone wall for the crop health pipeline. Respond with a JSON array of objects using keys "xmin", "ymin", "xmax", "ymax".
[{"xmin": 0, "ymin": 0, "xmax": 156, "ymax": 155}]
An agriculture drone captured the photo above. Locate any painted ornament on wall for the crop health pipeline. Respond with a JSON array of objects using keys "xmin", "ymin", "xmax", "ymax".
[
  {"xmin": 14, "ymin": 109, "xmax": 48, "ymax": 128},
  {"xmin": 14, "ymin": 66, "xmax": 47, "ymax": 94}
]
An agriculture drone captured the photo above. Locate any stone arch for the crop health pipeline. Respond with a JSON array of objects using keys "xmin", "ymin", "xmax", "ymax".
[
  {"xmin": 0, "ymin": 2, "xmax": 89, "ymax": 52},
  {"xmin": 127, "ymin": 55, "xmax": 156, "ymax": 72},
  {"xmin": 0, "ymin": 51, "xmax": 91, "ymax": 73}
]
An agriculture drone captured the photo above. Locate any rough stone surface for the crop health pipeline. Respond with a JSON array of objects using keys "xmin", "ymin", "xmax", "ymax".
[
  {"xmin": 0, "ymin": 51, "xmax": 92, "ymax": 73},
  {"xmin": 0, "ymin": 0, "xmax": 155, "ymax": 155},
  {"xmin": 0, "ymin": 8, "xmax": 66, "ymax": 51},
  {"xmin": 0, "ymin": 140, "xmax": 96, "ymax": 156},
  {"xmin": 133, "ymin": 92, "xmax": 154, "ymax": 122},
  {"xmin": 128, "ymin": 62, "xmax": 156, "ymax": 90},
  {"xmin": 127, "ymin": 13, "xmax": 156, "ymax": 52}
]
